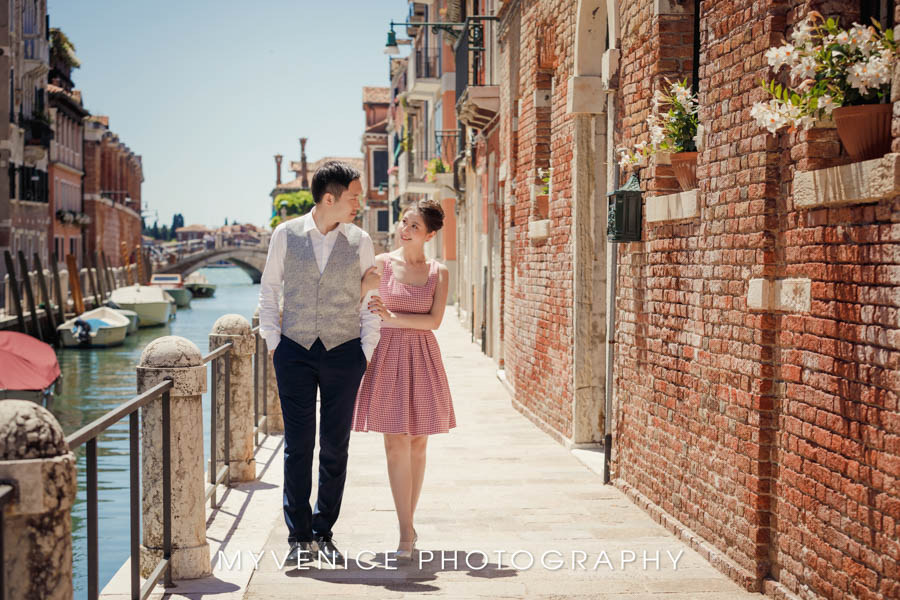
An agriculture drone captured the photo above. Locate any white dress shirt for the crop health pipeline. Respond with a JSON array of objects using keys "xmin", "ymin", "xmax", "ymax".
[{"xmin": 258, "ymin": 211, "xmax": 380, "ymax": 360}]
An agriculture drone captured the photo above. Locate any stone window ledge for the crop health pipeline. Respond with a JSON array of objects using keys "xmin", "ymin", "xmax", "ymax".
[
  {"xmin": 528, "ymin": 219, "xmax": 551, "ymax": 241},
  {"xmin": 645, "ymin": 189, "xmax": 698, "ymax": 223},
  {"xmin": 793, "ymin": 153, "xmax": 900, "ymax": 209},
  {"xmin": 747, "ymin": 278, "xmax": 811, "ymax": 313}
]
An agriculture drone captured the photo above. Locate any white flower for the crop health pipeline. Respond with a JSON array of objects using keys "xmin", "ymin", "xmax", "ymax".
[
  {"xmin": 849, "ymin": 23, "xmax": 876, "ymax": 54},
  {"xmin": 834, "ymin": 30, "xmax": 851, "ymax": 45},
  {"xmin": 817, "ymin": 94, "xmax": 836, "ymax": 116},
  {"xmin": 751, "ymin": 100, "xmax": 795, "ymax": 134},
  {"xmin": 790, "ymin": 55, "xmax": 817, "ymax": 81},
  {"xmin": 790, "ymin": 18, "xmax": 815, "ymax": 46},
  {"xmin": 847, "ymin": 59, "xmax": 881, "ymax": 94},
  {"xmin": 650, "ymin": 124, "xmax": 665, "ymax": 146},
  {"xmin": 766, "ymin": 44, "xmax": 798, "ymax": 70}
]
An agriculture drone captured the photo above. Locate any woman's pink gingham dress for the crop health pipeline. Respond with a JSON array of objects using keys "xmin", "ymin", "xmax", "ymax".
[{"xmin": 353, "ymin": 258, "xmax": 456, "ymax": 435}]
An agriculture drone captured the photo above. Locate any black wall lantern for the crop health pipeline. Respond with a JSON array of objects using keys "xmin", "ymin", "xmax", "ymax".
[{"xmin": 607, "ymin": 174, "xmax": 642, "ymax": 242}]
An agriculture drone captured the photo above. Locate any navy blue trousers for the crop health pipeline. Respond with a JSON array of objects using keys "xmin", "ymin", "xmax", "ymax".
[{"xmin": 272, "ymin": 334, "xmax": 367, "ymax": 543}]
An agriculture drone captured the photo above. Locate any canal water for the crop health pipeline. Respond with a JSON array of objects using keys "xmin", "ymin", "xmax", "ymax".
[{"xmin": 50, "ymin": 267, "xmax": 261, "ymax": 597}]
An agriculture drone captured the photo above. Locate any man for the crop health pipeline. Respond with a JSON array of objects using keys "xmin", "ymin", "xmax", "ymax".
[{"xmin": 258, "ymin": 161, "xmax": 379, "ymax": 565}]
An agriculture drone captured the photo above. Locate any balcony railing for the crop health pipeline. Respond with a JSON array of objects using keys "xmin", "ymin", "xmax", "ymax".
[
  {"xmin": 435, "ymin": 129, "xmax": 459, "ymax": 163},
  {"xmin": 24, "ymin": 117, "xmax": 53, "ymax": 148},
  {"xmin": 416, "ymin": 50, "xmax": 439, "ymax": 79},
  {"xmin": 408, "ymin": 49, "xmax": 441, "ymax": 100},
  {"xmin": 454, "ymin": 16, "xmax": 500, "ymax": 130},
  {"xmin": 454, "ymin": 17, "xmax": 497, "ymax": 104}
]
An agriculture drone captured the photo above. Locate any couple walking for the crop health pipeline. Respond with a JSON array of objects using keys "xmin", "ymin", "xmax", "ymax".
[{"xmin": 258, "ymin": 161, "xmax": 456, "ymax": 566}]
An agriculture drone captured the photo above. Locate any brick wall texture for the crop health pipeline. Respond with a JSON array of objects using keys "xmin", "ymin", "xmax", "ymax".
[
  {"xmin": 606, "ymin": 1, "xmax": 900, "ymax": 599},
  {"xmin": 501, "ymin": 0, "xmax": 579, "ymax": 439}
]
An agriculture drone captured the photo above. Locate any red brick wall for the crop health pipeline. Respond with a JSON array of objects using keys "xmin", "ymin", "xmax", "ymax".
[
  {"xmin": 611, "ymin": 0, "xmax": 900, "ymax": 597},
  {"xmin": 502, "ymin": 0, "xmax": 578, "ymax": 439}
]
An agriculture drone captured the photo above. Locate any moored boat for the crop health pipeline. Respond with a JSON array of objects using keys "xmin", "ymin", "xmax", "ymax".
[
  {"xmin": 57, "ymin": 307, "xmax": 130, "ymax": 348},
  {"xmin": 109, "ymin": 284, "xmax": 172, "ymax": 327},
  {"xmin": 149, "ymin": 274, "xmax": 193, "ymax": 308},
  {"xmin": 184, "ymin": 272, "xmax": 216, "ymax": 298},
  {"xmin": 0, "ymin": 332, "xmax": 60, "ymax": 403},
  {"xmin": 103, "ymin": 301, "xmax": 139, "ymax": 335}
]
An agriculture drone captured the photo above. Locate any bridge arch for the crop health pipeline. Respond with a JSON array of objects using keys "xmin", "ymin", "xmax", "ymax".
[{"xmin": 158, "ymin": 248, "xmax": 268, "ymax": 284}]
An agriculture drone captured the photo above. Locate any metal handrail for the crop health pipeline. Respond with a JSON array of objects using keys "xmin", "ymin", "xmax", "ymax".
[
  {"xmin": 206, "ymin": 342, "xmax": 233, "ymax": 507},
  {"xmin": 0, "ymin": 484, "xmax": 15, "ymax": 600},
  {"xmin": 65, "ymin": 378, "xmax": 174, "ymax": 600},
  {"xmin": 32, "ymin": 323, "xmax": 274, "ymax": 600}
]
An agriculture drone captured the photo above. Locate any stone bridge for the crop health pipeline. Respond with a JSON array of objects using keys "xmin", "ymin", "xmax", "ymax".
[{"xmin": 156, "ymin": 247, "xmax": 268, "ymax": 283}]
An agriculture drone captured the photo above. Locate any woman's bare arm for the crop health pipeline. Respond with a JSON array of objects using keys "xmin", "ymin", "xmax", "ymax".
[{"xmin": 368, "ymin": 263, "xmax": 450, "ymax": 330}]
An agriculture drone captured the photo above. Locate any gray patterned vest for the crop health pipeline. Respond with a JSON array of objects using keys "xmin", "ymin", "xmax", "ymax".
[{"xmin": 281, "ymin": 218, "xmax": 362, "ymax": 350}]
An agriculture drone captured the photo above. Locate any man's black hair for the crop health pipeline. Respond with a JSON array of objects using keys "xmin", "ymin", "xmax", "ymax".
[{"xmin": 310, "ymin": 161, "xmax": 361, "ymax": 204}]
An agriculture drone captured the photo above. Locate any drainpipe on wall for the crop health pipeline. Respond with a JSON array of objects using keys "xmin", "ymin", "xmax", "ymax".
[{"xmin": 603, "ymin": 90, "xmax": 617, "ymax": 486}]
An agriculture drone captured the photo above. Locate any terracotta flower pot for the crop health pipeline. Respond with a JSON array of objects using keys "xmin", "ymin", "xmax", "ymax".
[
  {"xmin": 832, "ymin": 104, "xmax": 892, "ymax": 162},
  {"xmin": 670, "ymin": 151, "xmax": 699, "ymax": 191}
]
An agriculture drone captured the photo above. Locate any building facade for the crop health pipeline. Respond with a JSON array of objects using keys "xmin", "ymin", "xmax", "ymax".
[
  {"xmin": 360, "ymin": 86, "xmax": 391, "ymax": 253},
  {"xmin": 0, "ymin": 0, "xmax": 52, "ymax": 280},
  {"xmin": 379, "ymin": 0, "xmax": 900, "ymax": 598},
  {"xmin": 47, "ymin": 27, "xmax": 88, "ymax": 268},
  {"xmin": 82, "ymin": 116, "xmax": 143, "ymax": 267},
  {"xmin": 387, "ymin": 0, "xmax": 459, "ymax": 304}
]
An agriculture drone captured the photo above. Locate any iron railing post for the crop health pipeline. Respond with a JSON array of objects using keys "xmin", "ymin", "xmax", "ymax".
[
  {"xmin": 162, "ymin": 389, "xmax": 173, "ymax": 587},
  {"xmin": 210, "ymin": 358, "xmax": 217, "ymax": 508},
  {"xmin": 224, "ymin": 352, "xmax": 231, "ymax": 487},
  {"xmin": 129, "ymin": 411, "xmax": 139, "ymax": 600},
  {"xmin": 253, "ymin": 333, "xmax": 259, "ymax": 448},
  {"xmin": 87, "ymin": 438, "xmax": 98, "ymax": 600}
]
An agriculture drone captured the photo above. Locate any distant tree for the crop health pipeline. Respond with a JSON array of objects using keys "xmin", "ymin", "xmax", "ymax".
[
  {"xmin": 270, "ymin": 190, "xmax": 314, "ymax": 228},
  {"xmin": 151, "ymin": 221, "xmax": 160, "ymax": 239},
  {"xmin": 171, "ymin": 213, "xmax": 184, "ymax": 234},
  {"xmin": 160, "ymin": 224, "xmax": 169, "ymax": 241}
]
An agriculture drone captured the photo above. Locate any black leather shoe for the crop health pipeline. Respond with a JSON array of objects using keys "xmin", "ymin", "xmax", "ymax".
[
  {"xmin": 314, "ymin": 534, "xmax": 344, "ymax": 564},
  {"xmin": 285, "ymin": 540, "xmax": 317, "ymax": 566}
]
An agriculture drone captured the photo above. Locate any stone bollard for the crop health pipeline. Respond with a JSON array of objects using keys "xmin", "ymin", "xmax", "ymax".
[
  {"xmin": 210, "ymin": 314, "xmax": 256, "ymax": 482},
  {"xmin": 137, "ymin": 336, "xmax": 210, "ymax": 580},
  {"xmin": 0, "ymin": 400, "xmax": 77, "ymax": 600},
  {"xmin": 252, "ymin": 306, "xmax": 284, "ymax": 434}
]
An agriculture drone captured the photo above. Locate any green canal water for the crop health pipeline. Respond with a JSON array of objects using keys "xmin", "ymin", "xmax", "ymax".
[{"xmin": 50, "ymin": 267, "xmax": 261, "ymax": 597}]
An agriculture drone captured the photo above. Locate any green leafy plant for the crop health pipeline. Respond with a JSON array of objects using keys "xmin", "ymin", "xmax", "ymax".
[
  {"xmin": 270, "ymin": 190, "xmax": 314, "ymax": 228},
  {"xmin": 618, "ymin": 78, "xmax": 699, "ymax": 169},
  {"xmin": 424, "ymin": 157, "xmax": 450, "ymax": 182},
  {"xmin": 50, "ymin": 28, "xmax": 81, "ymax": 70},
  {"xmin": 538, "ymin": 167, "xmax": 552, "ymax": 195},
  {"xmin": 751, "ymin": 13, "xmax": 896, "ymax": 133}
]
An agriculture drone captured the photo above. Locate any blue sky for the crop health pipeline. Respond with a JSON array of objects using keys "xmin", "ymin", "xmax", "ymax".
[{"xmin": 49, "ymin": 0, "xmax": 409, "ymax": 230}]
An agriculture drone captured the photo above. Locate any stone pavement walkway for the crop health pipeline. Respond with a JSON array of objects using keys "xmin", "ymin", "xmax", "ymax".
[{"xmin": 242, "ymin": 311, "xmax": 766, "ymax": 599}]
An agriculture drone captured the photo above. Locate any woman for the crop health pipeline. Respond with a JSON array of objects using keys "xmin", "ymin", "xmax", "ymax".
[{"xmin": 353, "ymin": 198, "xmax": 456, "ymax": 560}]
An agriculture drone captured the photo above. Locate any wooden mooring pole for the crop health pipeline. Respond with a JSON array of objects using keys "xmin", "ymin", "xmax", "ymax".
[
  {"xmin": 17, "ymin": 251, "xmax": 43, "ymax": 342},
  {"xmin": 33, "ymin": 253, "xmax": 58, "ymax": 345},
  {"xmin": 66, "ymin": 254, "xmax": 85, "ymax": 315},
  {"xmin": 3, "ymin": 250, "xmax": 26, "ymax": 333}
]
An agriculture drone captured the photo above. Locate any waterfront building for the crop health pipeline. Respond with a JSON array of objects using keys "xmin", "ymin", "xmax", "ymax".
[
  {"xmin": 386, "ymin": 1, "xmax": 459, "ymax": 303},
  {"xmin": 47, "ymin": 28, "xmax": 89, "ymax": 268},
  {"xmin": 360, "ymin": 86, "xmax": 391, "ymax": 253},
  {"xmin": 0, "ymin": 0, "xmax": 53, "ymax": 281},
  {"xmin": 82, "ymin": 115, "xmax": 143, "ymax": 266}
]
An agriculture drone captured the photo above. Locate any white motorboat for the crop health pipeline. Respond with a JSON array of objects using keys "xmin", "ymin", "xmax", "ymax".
[
  {"xmin": 57, "ymin": 307, "xmax": 130, "ymax": 348},
  {"xmin": 113, "ymin": 308, "xmax": 139, "ymax": 334},
  {"xmin": 109, "ymin": 284, "xmax": 173, "ymax": 327},
  {"xmin": 185, "ymin": 272, "xmax": 216, "ymax": 298},
  {"xmin": 149, "ymin": 274, "xmax": 193, "ymax": 308}
]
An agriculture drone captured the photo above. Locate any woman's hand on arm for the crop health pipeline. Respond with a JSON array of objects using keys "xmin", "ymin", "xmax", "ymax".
[
  {"xmin": 360, "ymin": 254, "xmax": 387, "ymax": 301},
  {"xmin": 368, "ymin": 263, "xmax": 450, "ymax": 330}
]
